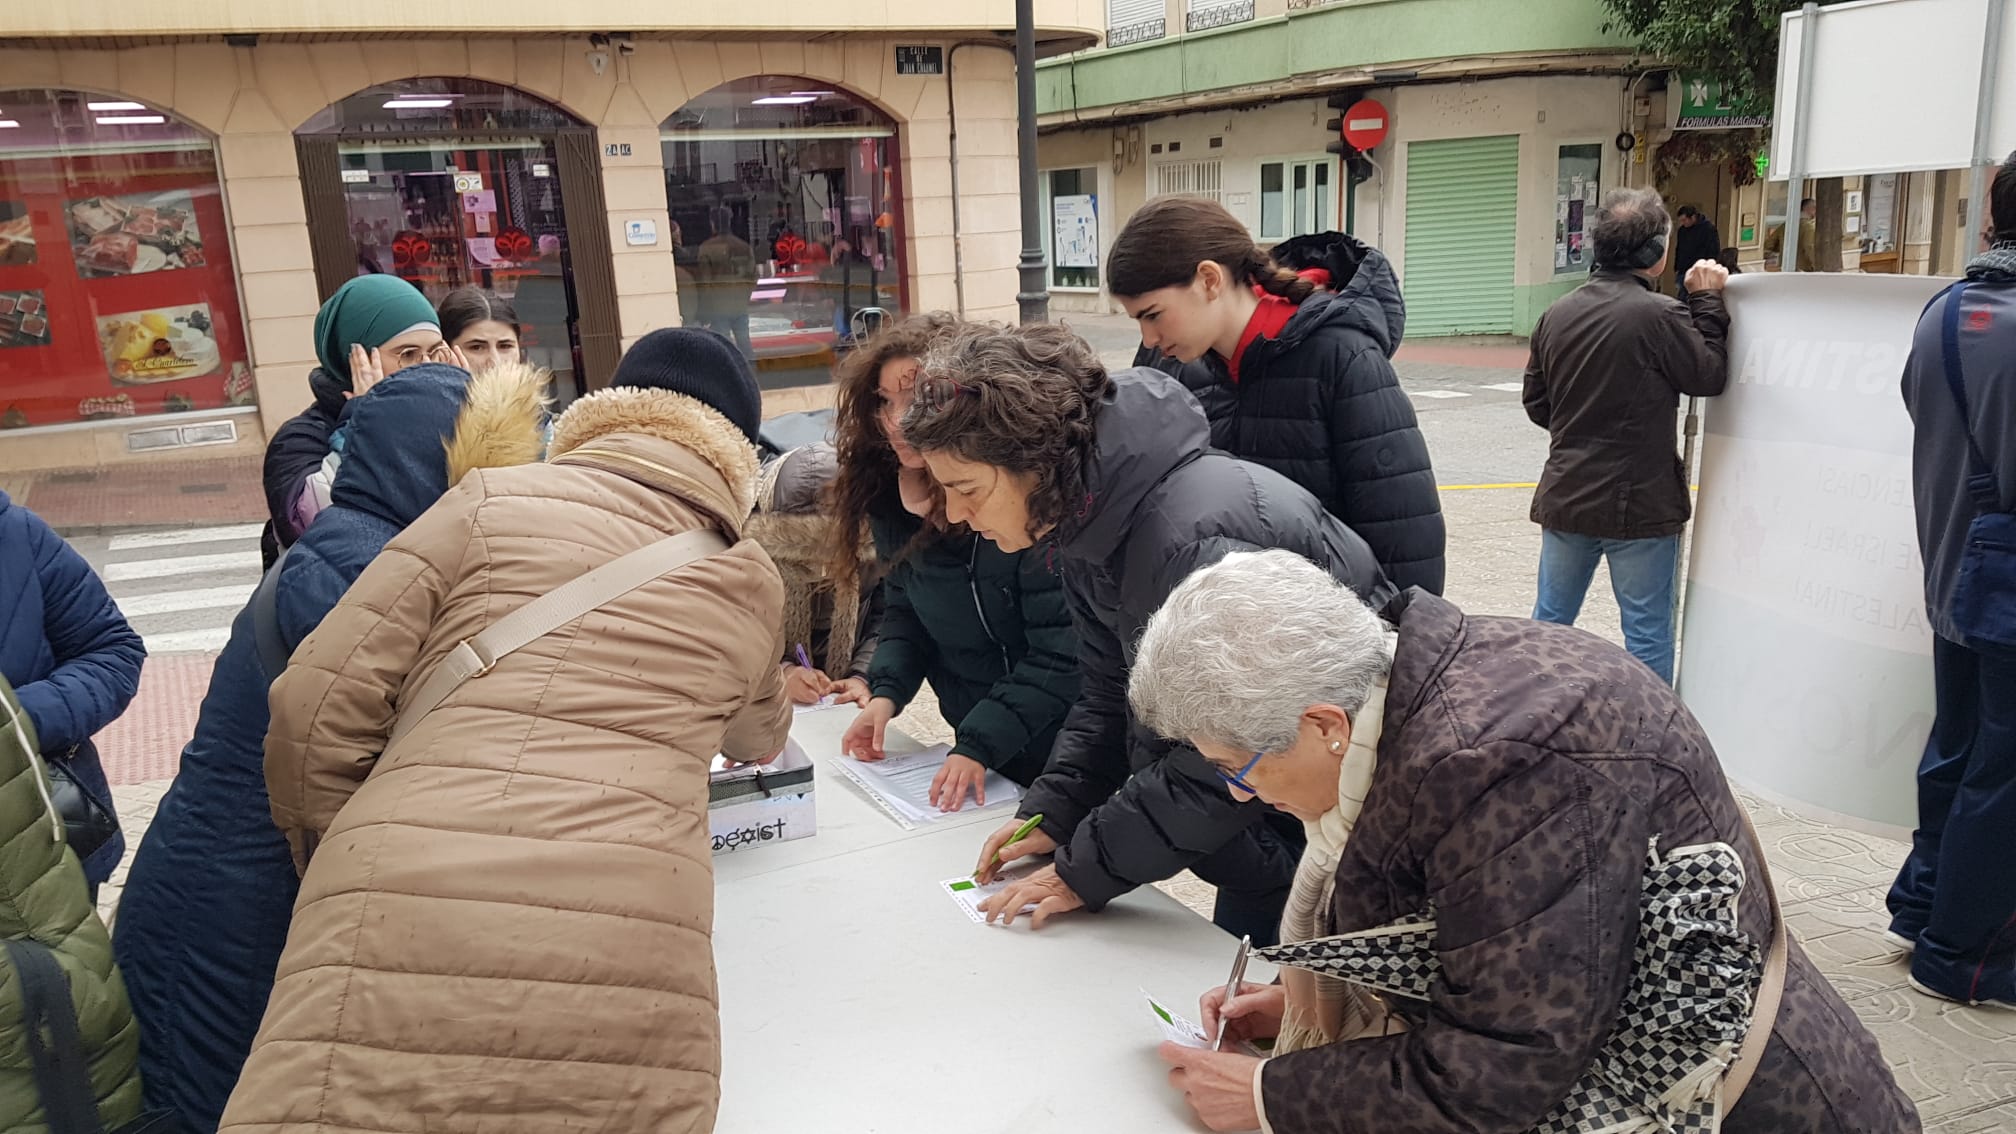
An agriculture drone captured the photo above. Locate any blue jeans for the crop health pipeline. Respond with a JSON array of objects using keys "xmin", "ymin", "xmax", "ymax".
[
  {"xmin": 1532, "ymin": 530, "xmax": 1682, "ymax": 683},
  {"xmin": 1886, "ymin": 634, "xmax": 2016, "ymax": 1002}
]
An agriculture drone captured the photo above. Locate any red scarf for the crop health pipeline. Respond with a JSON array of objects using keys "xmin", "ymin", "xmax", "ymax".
[{"xmin": 1226, "ymin": 292, "xmax": 1298, "ymax": 384}]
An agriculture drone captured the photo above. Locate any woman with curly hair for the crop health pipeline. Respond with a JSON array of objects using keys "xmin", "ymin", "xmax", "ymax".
[
  {"xmin": 826, "ymin": 314, "xmax": 1080, "ymax": 811},
  {"xmin": 903, "ymin": 322, "xmax": 1391, "ymax": 942}
]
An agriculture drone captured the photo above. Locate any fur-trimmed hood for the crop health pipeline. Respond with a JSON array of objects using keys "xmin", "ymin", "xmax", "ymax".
[
  {"xmin": 446, "ymin": 361, "xmax": 552, "ymax": 484},
  {"xmin": 548, "ymin": 386, "xmax": 761, "ymax": 524}
]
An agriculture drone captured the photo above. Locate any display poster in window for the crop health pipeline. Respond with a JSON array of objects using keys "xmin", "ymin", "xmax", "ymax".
[
  {"xmin": 97, "ymin": 303, "xmax": 222, "ymax": 385},
  {"xmin": 66, "ymin": 190, "xmax": 206, "ymax": 277},
  {"xmin": 0, "ymin": 152, "xmax": 250, "ymax": 428},
  {"xmin": 1554, "ymin": 144, "xmax": 1603, "ymax": 277},
  {"xmin": 1053, "ymin": 194, "xmax": 1099, "ymax": 269},
  {"xmin": 0, "ymin": 201, "xmax": 36, "ymax": 266},
  {"xmin": 0, "ymin": 290, "xmax": 50, "ymax": 348}
]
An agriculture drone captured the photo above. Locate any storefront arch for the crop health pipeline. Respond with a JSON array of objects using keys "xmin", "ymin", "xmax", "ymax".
[
  {"xmin": 0, "ymin": 87, "xmax": 260, "ymax": 434},
  {"xmin": 660, "ymin": 76, "xmax": 906, "ymax": 384},
  {"xmin": 294, "ymin": 76, "xmax": 616, "ymax": 398}
]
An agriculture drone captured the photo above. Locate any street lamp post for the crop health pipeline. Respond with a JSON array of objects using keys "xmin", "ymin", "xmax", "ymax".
[{"xmin": 1015, "ymin": 0, "xmax": 1051, "ymax": 324}]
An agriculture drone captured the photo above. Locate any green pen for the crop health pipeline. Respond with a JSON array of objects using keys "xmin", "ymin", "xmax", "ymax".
[{"xmin": 980, "ymin": 813, "xmax": 1047, "ymax": 876}]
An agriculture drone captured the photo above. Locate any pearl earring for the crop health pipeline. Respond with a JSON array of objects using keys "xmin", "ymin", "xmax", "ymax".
[{"xmin": 1329, "ymin": 740, "xmax": 1343, "ymax": 753}]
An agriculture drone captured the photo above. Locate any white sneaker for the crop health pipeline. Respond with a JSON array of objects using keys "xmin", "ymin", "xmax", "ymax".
[
  {"xmin": 1882, "ymin": 929, "xmax": 1918, "ymax": 953},
  {"xmin": 1908, "ymin": 975, "xmax": 2016, "ymax": 1011}
]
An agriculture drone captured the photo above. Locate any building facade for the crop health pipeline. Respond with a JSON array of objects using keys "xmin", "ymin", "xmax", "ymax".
[
  {"xmin": 1035, "ymin": 0, "xmax": 1981, "ymax": 332},
  {"xmin": 0, "ymin": 1, "xmax": 1098, "ymax": 471},
  {"xmin": 1033, "ymin": 0, "xmax": 1642, "ymax": 329}
]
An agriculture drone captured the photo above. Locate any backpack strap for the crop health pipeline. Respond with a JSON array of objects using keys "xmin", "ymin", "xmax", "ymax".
[
  {"xmin": 1937, "ymin": 282, "xmax": 2004, "ymax": 515},
  {"xmin": 5, "ymin": 938, "xmax": 108, "ymax": 1134},
  {"xmin": 248, "ymin": 544, "xmax": 294, "ymax": 684},
  {"xmin": 389, "ymin": 528, "xmax": 731, "ymax": 744}
]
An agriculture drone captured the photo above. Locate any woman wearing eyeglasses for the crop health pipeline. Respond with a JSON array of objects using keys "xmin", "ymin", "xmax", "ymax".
[
  {"xmin": 825, "ymin": 314, "xmax": 1082, "ymax": 810},
  {"xmin": 260, "ymin": 275, "xmax": 463, "ymax": 567},
  {"xmin": 903, "ymin": 322, "xmax": 1392, "ymax": 943},
  {"xmin": 1127, "ymin": 549, "xmax": 1918, "ymax": 1134}
]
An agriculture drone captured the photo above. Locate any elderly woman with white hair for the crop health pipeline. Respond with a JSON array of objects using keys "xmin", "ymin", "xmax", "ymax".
[{"xmin": 1132, "ymin": 550, "xmax": 1917, "ymax": 1134}]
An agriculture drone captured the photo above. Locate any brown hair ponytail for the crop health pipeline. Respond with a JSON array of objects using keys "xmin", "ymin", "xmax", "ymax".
[{"xmin": 1108, "ymin": 196, "xmax": 1314, "ymax": 303}]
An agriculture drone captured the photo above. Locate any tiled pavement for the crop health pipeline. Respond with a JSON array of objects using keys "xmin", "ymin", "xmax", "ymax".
[{"xmin": 79, "ymin": 323, "xmax": 2015, "ymax": 1127}]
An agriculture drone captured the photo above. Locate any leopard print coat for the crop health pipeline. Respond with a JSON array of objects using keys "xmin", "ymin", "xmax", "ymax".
[{"xmin": 1256, "ymin": 591, "xmax": 1920, "ymax": 1134}]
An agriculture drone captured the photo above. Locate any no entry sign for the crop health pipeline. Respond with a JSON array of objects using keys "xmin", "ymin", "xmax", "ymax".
[{"xmin": 1341, "ymin": 99, "xmax": 1390, "ymax": 150}]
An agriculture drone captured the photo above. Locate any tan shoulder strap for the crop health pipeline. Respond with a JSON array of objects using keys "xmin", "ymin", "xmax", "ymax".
[
  {"xmin": 389, "ymin": 528, "xmax": 731, "ymax": 744},
  {"xmin": 1722, "ymin": 804, "xmax": 1789, "ymax": 1111}
]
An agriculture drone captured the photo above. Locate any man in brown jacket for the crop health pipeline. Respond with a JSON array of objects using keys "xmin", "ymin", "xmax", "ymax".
[{"xmin": 1523, "ymin": 186, "xmax": 1730, "ymax": 683}]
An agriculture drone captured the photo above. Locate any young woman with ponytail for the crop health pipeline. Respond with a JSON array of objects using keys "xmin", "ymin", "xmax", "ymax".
[{"xmin": 1110, "ymin": 196, "xmax": 1446, "ymax": 594}]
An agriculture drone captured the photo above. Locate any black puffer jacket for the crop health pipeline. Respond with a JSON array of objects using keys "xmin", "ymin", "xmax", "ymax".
[
  {"xmin": 1136, "ymin": 234, "xmax": 1445, "ymax": 594},
  {"xmin": 1021, "ymin": 368, "xmax": 1394, "ymax": 911},
  {"xmin": 259, "ymin": 367, "xmax": 350, "ymax": 568},
  {"xmin": 867, "ymin": 496, "xmax": 1080, "ymax": 786}
]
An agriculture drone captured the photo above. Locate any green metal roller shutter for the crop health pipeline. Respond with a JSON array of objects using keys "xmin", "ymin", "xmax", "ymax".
[{"xmin": 1402, "ymin": 135, "xmax": 1520, "ymax": 336}]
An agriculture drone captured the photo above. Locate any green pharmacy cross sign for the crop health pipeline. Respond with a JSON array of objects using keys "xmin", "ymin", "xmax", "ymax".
[{"xmin": 1674, "ymin": 74, "xmax": 1771, "ymax": 130}]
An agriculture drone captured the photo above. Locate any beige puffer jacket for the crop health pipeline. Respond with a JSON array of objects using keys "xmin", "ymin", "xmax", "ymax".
[{"xmin": 221, "ymin": 388, "xmax": 791, "ymax": 1134}]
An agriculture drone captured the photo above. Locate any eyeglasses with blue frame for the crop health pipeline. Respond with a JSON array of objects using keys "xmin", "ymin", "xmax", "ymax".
[{"xmin": 1217, "ymin": 751, "xmax": 1266, "ymax": 794}]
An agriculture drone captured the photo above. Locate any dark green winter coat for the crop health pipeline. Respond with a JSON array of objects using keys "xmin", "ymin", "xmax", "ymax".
[
  {"xmin": 0, "ymin": 675, "xmax": 144, "ymax": 1132},
  {"xmin": 866, "ymin": 496, "xmax": 1079, "ymax": 785}
]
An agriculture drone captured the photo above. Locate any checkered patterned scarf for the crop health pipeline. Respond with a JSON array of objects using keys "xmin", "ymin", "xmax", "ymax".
[
  {"xmin": 1276, "ymin": 632, "xmax": 1398, "ymax": 1055},
  {"xmin": 1967, "ymin": 238, "xmax": 2016, "ymax": 282}
]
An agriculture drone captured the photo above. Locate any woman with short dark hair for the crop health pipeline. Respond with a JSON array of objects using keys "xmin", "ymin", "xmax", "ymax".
[{"xmin": 902, "ymin": 322, "xmax": 1391, "ymax": 942}]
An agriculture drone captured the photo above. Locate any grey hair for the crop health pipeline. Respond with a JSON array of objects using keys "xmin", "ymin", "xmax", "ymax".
[
  {"xmin": 1128, "ymin": 550, "xmax": 1392, "ymax": 754},
  {"xmin": 1590, "ymin": 186, "xmax": 1670, "ymax": 269}
]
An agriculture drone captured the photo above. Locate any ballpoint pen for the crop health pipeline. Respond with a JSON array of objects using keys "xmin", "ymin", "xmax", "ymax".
[
  {"xmin": 978, "ymin": 813, "xmax": 1047, "ymax": 877},
  {"xmin": 1211, "ymin": 934, "xmax": 1252, "ymax": 1053},
  {"xmin": 793, "ymin": 643, "xmax": 814, "ymax": 672}
]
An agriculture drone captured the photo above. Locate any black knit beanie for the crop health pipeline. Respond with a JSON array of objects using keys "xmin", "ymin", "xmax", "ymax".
[{"xmin": 609, "ymin": 327, "xmax": 763, "ymax": 444}]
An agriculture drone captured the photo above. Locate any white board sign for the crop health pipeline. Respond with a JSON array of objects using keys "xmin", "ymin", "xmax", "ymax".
[
  {"xmin": 1053, "ymin": 194, "xmax": 1099, "ymax": 269},
  {"xmin": 1771, "ymin": 0, "xmax": 2016, "ymax": 179},
  {"xmin": 1679, "ymin": 273, "xmax": 1952, "ymax": 833}
]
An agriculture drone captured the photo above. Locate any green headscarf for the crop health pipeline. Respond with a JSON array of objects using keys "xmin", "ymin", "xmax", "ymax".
[{"xmin": 312, "ymin": 275, "xmax": 441, "ymax": 385}]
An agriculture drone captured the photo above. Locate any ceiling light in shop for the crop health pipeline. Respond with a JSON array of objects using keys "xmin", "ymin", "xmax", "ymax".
[
  {"xmin": 95, "ymin": 115, "xmax": 166, "ymax": 125},
  {"xmin": 790, "ymin": 91, "xmax": 834, "ymax": 97},
  {"xmin": 384, "ymin": 99, "xmax": 456, "ymax": 109},
  {"xmin": 0, "ymin": 121, "xmax": 18, "ymax": 129},
  {"xmin": 87, "ymin": 101, "xmax": 149, "ymax": 111},
  {"xmin": 752, "ymin": 96, "xmax": 818, "ymax": 105}
]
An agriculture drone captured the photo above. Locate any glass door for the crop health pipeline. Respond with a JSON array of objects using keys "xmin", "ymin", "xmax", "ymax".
[{"xmin": 336, "ymin": 137, "xmax": 578, "ymax": 394}]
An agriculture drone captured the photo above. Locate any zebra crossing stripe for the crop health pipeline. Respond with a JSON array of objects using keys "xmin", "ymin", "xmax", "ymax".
[
  {"xmin": 115, "ymin": 585, "xmax": 253, "ymax": 618},
  {"xmin": 105, "ymin": 551, "xmax": 262, "ymax": 583},
  {"xmin": 108, "ymin": 524, "xmax": 264, "ymax": 552},
  {"xmin": 142, "ymin": 627, "xmax": 234, "ymax": 654}
]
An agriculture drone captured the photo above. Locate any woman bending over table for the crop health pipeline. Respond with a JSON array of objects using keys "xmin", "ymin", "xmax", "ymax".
[{"xmin": 1129, "ymin": 549, "xmax": 1918, "ymax": 1134}]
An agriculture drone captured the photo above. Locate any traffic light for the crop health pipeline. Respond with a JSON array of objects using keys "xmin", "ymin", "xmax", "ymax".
[{"xmin": 1323, "ymin": 117, "xmax": 1375, "ymax": 184}]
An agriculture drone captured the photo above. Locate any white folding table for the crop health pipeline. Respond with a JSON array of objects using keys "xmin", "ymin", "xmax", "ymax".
[{"xmin": 713, "ymin": 706, "xmax": 1269, "ymax": 1133}]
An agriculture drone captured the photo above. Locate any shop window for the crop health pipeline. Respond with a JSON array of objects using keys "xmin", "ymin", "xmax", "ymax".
[
  {"xmin": 1553, "ymin": 143, "xmax": 1602, "ymax": 276},
  {"xmin": 295, "ymin": 78, "xmax": 601, "ymax": 400},
  {"xmin": 661, "ymin": 77, "xmax": 903, "ymax": 382},
  {"xmin": 0, "ymin": 89, "xmax": 252, "ymax": 431},
  {"xmin": 1258, "ymin": 158, "xmax": 1332, "ymax": 241},
  {"xmin": 1041, "ymin": 168, "xmax": 1100, "ymax": 290}
]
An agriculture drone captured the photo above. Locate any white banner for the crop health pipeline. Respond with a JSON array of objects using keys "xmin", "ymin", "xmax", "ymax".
[{"xmin": 1679, "ymin": 273, "xmax": 1952, "ymax": 833}]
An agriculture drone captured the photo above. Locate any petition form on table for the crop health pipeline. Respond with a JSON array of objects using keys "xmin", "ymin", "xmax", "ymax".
[{"xmin": 828, "ymin": 743, "xmax": 1021, "ymax": 828}]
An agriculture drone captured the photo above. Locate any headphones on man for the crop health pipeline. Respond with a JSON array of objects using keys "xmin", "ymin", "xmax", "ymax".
[{"xmin": 1617, "ymin": 228, "xmax": 1668, "ymax": 270}]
